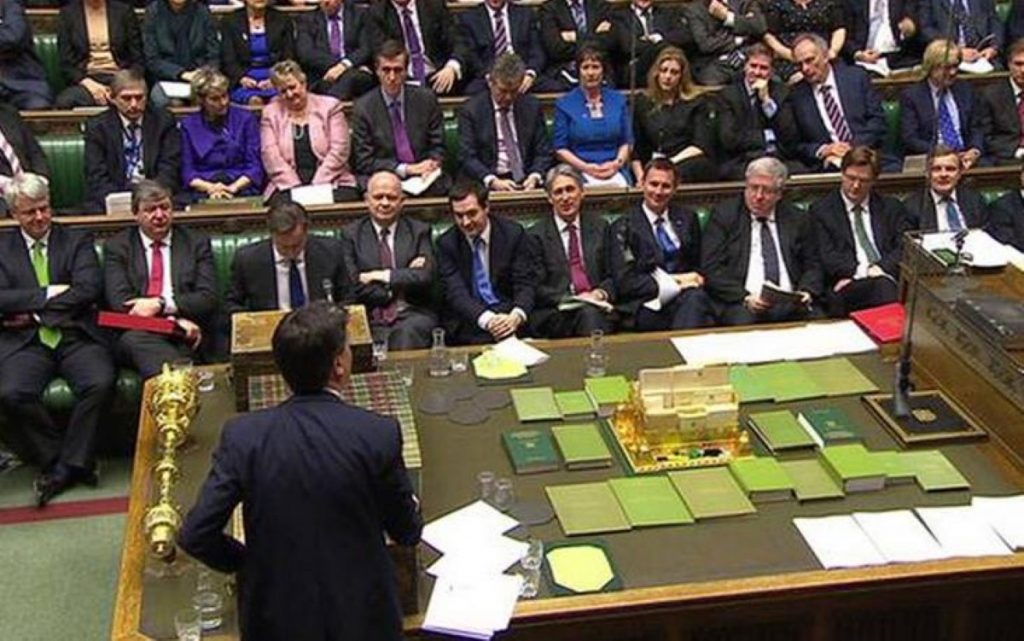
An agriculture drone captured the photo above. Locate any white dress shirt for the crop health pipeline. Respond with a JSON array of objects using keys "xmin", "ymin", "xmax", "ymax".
[
  {"xmin": 840, "ymin": 192, "xmax": 881, "ymax": 277},
  {"xmin": 929, "ymin": 189, "xmax": 966, "ymax": 232},
  {"xmin": 273, "ymin": 244, "xmax": 309, "ymax": 311},
  {"xmin": 867, "ymin": 0, "xmax": 898, "ymax": 54},
  {"xmin": 745, "ymin": 213, "xmax": 792, "ymax": 295},
  {"xmin": 139, "ymin": 229, "xmax": 177, "ymax": 314}
]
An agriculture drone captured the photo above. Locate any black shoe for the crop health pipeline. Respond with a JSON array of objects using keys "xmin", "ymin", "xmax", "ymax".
[
  {"xmin": 75, "ymin": 466, "xmax": 99, "ymax": 488},
  {"xmin": 33, "ymin": 471, "xmax": 72, "ymax": 508}
]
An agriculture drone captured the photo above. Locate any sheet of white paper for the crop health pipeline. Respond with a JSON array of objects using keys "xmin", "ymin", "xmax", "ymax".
[
  {"xmin": 670, "ymin": 321, "xmax": 875, "ymax": 365},
  {"xmin": 157, "ymin": 81, "xmax": 192, "ymax": 99},
  {"xmin": 422, "ymin": 501, "xmax": 521, "ymax": 555},
  {"xmin": 793, "ymin": 515, "xmax": 886, "ymax": 569},
  {"xmin": 491, "ymin": 336, "xmax": 549, "ymax": 367},
  {"xmin": 642, "ymin": 268, "xmax": 682, "ymax": 311},
  {"xmin": 401, "ymin": 168, "xmax": 442, "ymax": 196},
  {"xmin": 289, "ymin": 183, "xmax": 334, "ymax": 206},
  {"xmin": 422, "ymin": 574, "xmax": 523, "ymax": 639},
  {"xmin": 915, "ymin": 505, "xmax": 1013, "ymax": 558},
  {"xmin": 426, "ymin": 536, "xmax": 529, "ymax": 579},
  {"xmin": 971, "ymin": 495, "xmax": 1024, "ymax": 550},
  {"xmin": 920, "ymin": 230, "xmax": 1010, "ymax": 268},
  {"xmin": 959, "ymin": 58, "xmax": 994, "ymax": 74},
  {"xmin": 853, "ymin": 510, "xmax": 949, "ymax": 563},
  {"xmin": 856, "ymin": 58, "xmax": 892, "ymax": 77},
  {"xmin": 582, "ymin": 173, "xmax": 629, "ymax": 188},
  {"xmin": 104, "ymin": 191, "xmax": 133, "ymax": 216}
]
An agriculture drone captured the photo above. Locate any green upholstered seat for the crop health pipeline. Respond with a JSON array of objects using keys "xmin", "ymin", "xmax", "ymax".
[
  {"xmin": 882, "ymin": 100, "xmax": 902, "ymax": 158},
  {"xmin": 42, "ymin": 369, "xmax": 141, "ymax": 415},
  {"xmin": 444, "ymin": 118, "xmax": 460, "ymax": 179},
  {"xmin": 39, "ymin": 134, "xmax": 86, "ymax": 211},
  {"xmin": 997, "ymin": 2, "xmax": 1011, "ymax": 23},
  {"xmin": 33, "ymin": 32, "xmax": 64, "ymax": 95}
]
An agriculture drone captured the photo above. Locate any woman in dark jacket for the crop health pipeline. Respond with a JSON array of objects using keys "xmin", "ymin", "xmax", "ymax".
[
  {"xmin": 56, "ymin": 0, "xmax": 143, "ymax": 108},
  {"xmin": 220, "ymin": 0, "xmax": 295, "ymax": 106}
]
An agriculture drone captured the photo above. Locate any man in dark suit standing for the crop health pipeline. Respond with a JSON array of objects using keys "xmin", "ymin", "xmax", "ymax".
[
  {"xmin": 783, "ymin": 34, "xmax": 893, "ymax": 172},
  {"xmin": 437, "ymin": 180, "xmax": 535, "ymax": 344},
  {"xmin": 0, "ymin": 103, "xmax": 49, "ymax": 215},
  {"xmin": 226, "ymin": 202, "xmax": 351, "ymax": 316},
  {"xmin": 180, "ymin": 302, "xmax": 422, "ymax": 641},
  {"xmin": 904, "ymin": 144, "xmax": 988, "ymax": 231},
  {"xmin": 683, "ymin": 0, "xmax": 766, "ymax": 85},
  {"xmin": 989, "ymin": 165, "xmax": 1024, "ymax": 251},
  {"xmin": 529, "ymin": 164, "xmax": 616, "ymax": 338},
  {"xmin": 0, "ymin": 173, "xmax": 114, "ymax": 506},
  {"xmin": 611, "ymin": 0, "xmax": 691, "ymax": 87},
  {"xmin": 538, "ymin": 0, "xmax": 615, "ymax": 89},
  {"xmin": 703, "ymin": 157, "xmax": 824, "ymax": 325},
  {"xmin": 457, "ymin": 53, "xmax": 552, "ymax": 191},
  {"xmin": 843, "ymin": 0, "xmax": 921, "ymax": 72},
  {"xmin": 458, "ymin": 0, "xmax": 556, "ymax": 94},
  {"xmin": 1009, "ymin": 5, "xmax": 1024, "ymax": 46},
  {"xmin": 341, "ymin": 171, "xmax": 437, "ymax": 350},
  {"xmin": 810, "ymin": 147, "xmax": 911, "ymax": 316},
  {"xmin": 0, "ymin": 0, "xmax": 52, "ymax": 109},
  {"xmin": 366, "ymin": 0, "xmax": 468, "ymax": 95},
  {"xmin": 351, "ymin": 41, "xmax": 450, "ymax": 197},
  {"xmin": 83, "ymin": 69, "xmax": 181, "ymax": 213},
  {"xmin": 296, "ymin": 0, "xmax": 377, "ymax": 100},
  {"xmin": 610, "ymin": 158, "xmax": 713, "ymax": 331},
  {"xmin": 918, "ymin": 0, "xmax": 1003, "ymax": 68},
  {"xmin": 103, "ymin": 181, "xmax": 217, "ymax": 379},
  {"xmin": 978, "ymin": 39, "xmax": 1024, "ymax": 166}
]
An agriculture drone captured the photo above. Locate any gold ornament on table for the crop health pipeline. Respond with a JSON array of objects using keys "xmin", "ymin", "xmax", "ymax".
[
  {"xmin": 609, "ymin": 364, "xmax": 751, "ymax": 474},
  {"xmin": 144, "ymin": 362, "xmax": 199, "ymax": 561}
]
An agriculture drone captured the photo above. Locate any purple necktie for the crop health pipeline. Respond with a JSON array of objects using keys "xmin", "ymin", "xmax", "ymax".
[
  {"xmin": 389, "ymin": 100, "xmax": 417, "ymax": 164},
  {"xmin": 401, "ymin": 8, "xmax": 427, "ymax": 83},
  {"xmin": 374, "ymin": 227, "xmax": 400, "ymax": 325},
  {"xmin": 567, "ymin": 223, "xmax": 592, "ymax": 294},
  {"xmin": 498, "ymin": 108, "xmax": 524, "ymax": 182},
  {"xmin": 329, "ymin": 15, "xmax": 344, "ymax": 59}
]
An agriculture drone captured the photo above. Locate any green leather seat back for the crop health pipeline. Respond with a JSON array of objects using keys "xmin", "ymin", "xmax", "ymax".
[
  {"xmin": 997, "ymin": 1, "xmax": 1011, "ymax": 23},
  {"xmin": 210, "ymin": 232, "xmax": 267, "ymax": 297},
  {"xmin": 39, "ymin": 134, "xmax": 86, "ymax": 211},
  {"xmin": 444, "ymin": 117, "xmax": 460, "ymax": 179},
  {"xmin": 981, "ymin": 188, "xmax": 1008, "ymax": 204},
  {"xmin": 882, "ymin": 100, "xmax": 902, "ymax": 158},
  {"xmin": 33, "ymin": 32, "xmax": 64, "ymax": 95}
]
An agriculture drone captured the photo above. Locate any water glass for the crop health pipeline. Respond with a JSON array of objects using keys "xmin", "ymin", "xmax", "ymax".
[
  {"xmin": 477, "ymin": 470, "xmax": 496, "ymax": 502},
  {"xmin": 372, "ymin": 339, "xmax": 389, "ymax": 369},
  {"xmin": 584, "ymin": 329, "xmax": 608, "ymax": 378},
  {"xmin": 196, "ymin": 370, "xmax": 215, "ymax": 393},
  {"xmin": 519, "ymin": 538, "xmax": 544, "ymax": 599},
  {"xmin": 493, "ymin": 477, "xmax": 515, "ymax": 512},
  {"xmin": 192, "ymin": 590, "xmax": 224, "ymax": 631},
  {"xmin": 429, "ymin": 328, "xmax": 451, "ymax": 377},
  {"xmin": 173, "ymin": 608, "xmax": 201, "ymax": 641},
  {"xmin": 394, "ymin": 363, "xmax": 414, "ymax": 387},
  {"xmin": 450, "ymin": 350, "xmax": 469, "ymax": 373}
]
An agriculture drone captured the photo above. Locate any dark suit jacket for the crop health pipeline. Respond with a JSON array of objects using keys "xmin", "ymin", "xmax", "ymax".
[
  {"xmin": 539, "ymin": 0, "xmax": 615, "ymax": 74},
  {"xmin": 784, "ymin": 64, "xmax": 888, "ymax": 167},
  {"xmin": 340, "ymin": 215, "xmax": 435, "ymax": 312},
  {"xmin": 1009, "ymin": 2, "xmax": 1024, "ymax": 45},
  {"xmin": 529, "ymin": 213, "xmax": 616, "ymax": 314},
  {"xmin": 904, "ymin": 185, "xmax": 988, "ymax": 231},
  {"xmin": 350, "ymin": 85, "xmax": 445, "ymax": 180},
  {"xmin": 456, "ymin": 91, "xmax": 552, "ymax": 183},
  {"xmin": 609, "ymin": 204, "xmax": 702, "ymax": 316},
  {"xmin": 0, "ymin": 103, "xmax": 49, "ymax": 180},
  {"xmin": 899, "ymin": 80, "xmax": 984, "ymax": 156},
  {"xmin": 179, "ymin": 392, "xmax": 422, "ymax": 641},
  {"xmin": 919, "ymin": 0, "xmax": 1003, "ymax": 50},
  {"xmin": 809, "ymin": 189, "xmax": 911, "ymax": 285},
  {"xmin": 701, "ymin": 196, "xmax": 824, "ymax": 304},
  {"xmin": 716, "ymin": 78, "xmax": 793, "ymax": 163},
  {"xmin": 141, "ymin": 0, "xmax": 219, "ymax": 82},
  {"xmin": 366, "ymin": 0, "xmax": 468, "ymax": 69},
  {"xmin": 58, "ymin": 0, "xmax": 143, "ymax": 86},
  {"xmin": 103, "ymin": 225, "xmax": 217, "ymax": 326},
  {"xmin": 0, "ymin": 0, "xmax": 50, "ymax": 98},
  {"xmin": 436, "ymin": 215, "xmax": 535, "ymax": 331},
  {"xmin": 0, "ymin": 225, "xmax": 106, "ymax": 361},
  {"xmin": 842, "ymin": 0, "xmax": 917, "ymax": 60},
  {"xmin": 458, "ymin": 3, "xmax": 545, "ymax": 81},
  {"xmin": 225, "ymin": 236, "xmax": 351, "ymax": 316},
  {"xmin": 989, "ymin": 189, "xmax": 1024, "ymax": 251},
  {"xmin": 83, "ymin": 107, "xmax": 181, "ymax": 212},
  {"xmin": 684, "ymin": 0, "xmax": 765, "ymax": 69},
  {"xmin": 295, "ymin": 4, "xmax": 372, "ymax": 79},
  {"xmin": 978, "ymin": 79, "xmax": 1022, "ymax": 164},
  {"xmin": 221, "ymin": 7, "xmax": 294, "ymax": 86},
  {"xmin": 611, "ymin": 5, "xmax": 691, "ymax": 71}
]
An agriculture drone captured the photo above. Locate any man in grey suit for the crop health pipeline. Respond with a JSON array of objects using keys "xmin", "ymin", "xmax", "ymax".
[
  {"xmin": 682, "ymin": 0, "xmax": 766, "ymax": 85},
  {"xmin": 350, "ymin": 40, "xmax": 451, "ymax": 196},
  {"xmin": 341, "ymin": 171, "xmax": 437, "ymax": 350}
]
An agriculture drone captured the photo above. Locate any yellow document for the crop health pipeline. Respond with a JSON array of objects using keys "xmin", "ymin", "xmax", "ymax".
[
  {"xmin": 546, "ymin": 545, "xmax": 615, "ymax": 593},
  {"xmin": 472, "ymin": 351, "xmax": 528, "ymax": 380}
]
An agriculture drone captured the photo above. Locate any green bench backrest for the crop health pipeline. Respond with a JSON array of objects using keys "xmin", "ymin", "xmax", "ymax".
[
  {"xmin": 33, "ymin": 32, "xmax": 64, "ymax": 95},
  {"xmin": 39, "ymin": 133, "xmax": 86, "ymax": 211}
]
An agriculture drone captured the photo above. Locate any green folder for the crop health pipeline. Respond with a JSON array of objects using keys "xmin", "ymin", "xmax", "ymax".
[
  {"xmin": 798, "ymin": 358, "xmax": 879, "ymax": 397},
  {"xmin": 729, "ymin": 365, "xmax": 775, "ymax": 403},
  {"xmin": 584, "ymin": 376, "xmax": 632, "ymax": 416},
  {"xmin": 797, "ymin": 407, "xmax": 862, "ymax": 445},
  {"xmin": 901, "ymin": 450, "xmax": 970, "ymax": 492},
  {"xmin": 870, "ymin": 450, "xmax": 917, "ymax": 486},
  {"xmin": 728, "ymin": 457, "xmax": 795, "ymax": 502},
  {"xmin": 511, "ymin": 387, "xmax": 562, "ymax": 422},
  {"xmin": 667, "ymin": 468, "xmax": 756, "ymax": 520},
  {"xmin": 555, "ymin": 390, "xmax": 598, "ymax": 418},
  {"xmin": 747, "ymin": 410, "xmax": 817, "ymax": 453},
  {"xmin": 819, "ymin": 443, "xmax": 887, "ymax": 492},
  {"xmin": 551, "ymin": 423, "xmax": 613, "ymax": 469},
  {"xmin": 502, "ymin": 429, "xmax": 560, "ymax": 475},
  {"xmin": 747, "ymin": 361, "xmax": 825, "ymax": 403},
  {"xmin": 546, "ymin": 482, "xmax": 632, "ymax": 536},
  {"xmin": 608, "ymin": 476, "xmax": 695, "ymax": 527},
  {"xmin": 779, "ymin": 459, "xmax": 845, "ymax": 501}
]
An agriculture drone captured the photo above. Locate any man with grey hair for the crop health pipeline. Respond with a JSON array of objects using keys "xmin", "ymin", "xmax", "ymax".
[
  {"xmin": 457, "ymin": 53, "xmax": 552, "ymax": 191},
  {"xmin": 227, "ymin": 201, "xmax": 351, "ymax": 316},
  {"xmin": 0, "ymin": 173, "xmax": 115, "ymax": 506},
  {"xmin": 84, "ymin": 68, "xmax": 181, "ymax": 213},
  {"xmin": 103, "ymin": 180, "xmax": 216, "ymax": 378},
  {"xmin": 782, "ymin": 33, "xmax": 893, "ymax": 172},
  {"xmin": 702, "ymin": 156, "xmax": 823, "ymax": 324},
  {"xmin": 528, "ymin": 164, "xmax": 617, "ymax": 337}
]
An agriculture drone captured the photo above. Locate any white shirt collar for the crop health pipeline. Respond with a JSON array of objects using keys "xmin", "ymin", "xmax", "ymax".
[
  {"xmin": 140, "ymin": 228, "xmax": 172, "ymax": 249},
  {"xmin": 371, "ymin": 218, "xmax": 394, "ymax": 240},
  {"xmin": 554, "ymin": 213, "xmax": 580, "ymax": 233},
  {"xmin": 272, "ymin": 244, "xmax": 304, "ymax": 266},
  {"xmin": 1010, "ymin": 76, "xmax": 1024, "ymax": 98},
  {"xmin": 21, "ymin": 229, "xmax": 50, "ymax": 251},
  {"xmin": 641, "ymin": 201, "xmax": 668, "ymax": 226},
  {"xmin": 118, "ymin": 112, "xmax": 143, "ymax": 132},
  {"xmin": 840, "ymin": 191, "xmax": 868, "ymax": 212},
  {"xmin": 930, "ymin": 188, "xmax": 957, "ymax": 204},
  {"xmin": 464, "ymin": 219, "xmax": 492, "ymax": 247}
]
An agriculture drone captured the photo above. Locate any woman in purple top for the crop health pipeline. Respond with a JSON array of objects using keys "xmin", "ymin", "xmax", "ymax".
[{"xmin": 179, "ymin": 67, "xmax": 264, "ymax": 201}]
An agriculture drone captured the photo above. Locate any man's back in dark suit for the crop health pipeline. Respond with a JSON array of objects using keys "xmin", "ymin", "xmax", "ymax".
[
  {"xmin": 989, "ymin": 187, "xmax": 1024, "ymax": 251},
  {"xmin": 457, "ymin": 89, "xmax": 552, "ymax": 185},
  {"xmin": 458, "ymin": 2, "xmax": 547, "ymax": 93},
  {"xmin": 977, "ymin": 77, "xmax": 1022, "ymax": 165},
  {"xmin": 295, "ymin": 3, "xmax": 377, "ymax": 100}
]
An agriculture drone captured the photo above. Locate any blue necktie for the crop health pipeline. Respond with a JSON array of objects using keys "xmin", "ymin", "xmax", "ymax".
[
  {"xmin": 288, "ymin": 259, "xmax": 306, "ymax": 309},
  {"xmin": 943, "ymin": 197, "xmax": 964, "ymax": 232},
  {"xmin": 937, "ymin": 92, "xmax": 964, "ymax": 151},
  {"xmin": 472, "ymin": 236, "xmax": 500, "ymax": 306},
  {"xmin": 655, "ymin": 217, "xmax": 680, "ymax": 272}
]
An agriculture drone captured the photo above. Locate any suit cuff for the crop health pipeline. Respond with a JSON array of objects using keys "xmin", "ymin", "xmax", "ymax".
[
  {"xmin": 445, "ymin": 60, "xmax": 462, "ymax": 79},
  {"xmin": 511, "ymin": 307, "xmax": 527, "ymax": 323},
  {"xmin": 164, "ymin": 294, "xmax": 178, "ymax": 316},
  {"xmin": 477, "ymin": 310, "xmax": 495, "ymax": 331},
  {"xmin": 484, "ymin": 174, "xmax": 497, "ymax": 188},
  {"xmin": 396, "ymin": 163, "xmax": 409, "ymax": 178}
]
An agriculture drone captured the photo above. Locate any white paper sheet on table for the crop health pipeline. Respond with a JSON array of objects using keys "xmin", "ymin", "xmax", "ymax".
[
  {"xmin": 794, "ymin": 515, "xmax": 887, "ymax": 569},
  {"xmin": 491, "ymin": 336, "xmax": 550, "ymax": 367},
  {"xmin": 919, "ymin": 230, "xmax": 1011, "ymax": 268},
  {"xmin": 401, "ymin": 168, "xmax": 442, "ymax": 196},
  {"xmin": 959, "ymin": 58, "xmax": 994, "ymax": 74},
  {"xmin": 915, "ymin": 505, "xmax": 1013, "ymax": 558},
  {"xmin": 671, "ymin": 322, "xmax": 877, "ymax": 365},
  {"xmin": 852, "ymin": 510, "xmax": 949, "ymax": 563},
  {"xmin": 289, "ymin": 184, "xmax": 334, "ymax": 206},
  {"xmin": 426, "ymin": 535, "xmax": 529, "ymax": 579},
  {"xmin": 422, "ymin": 501, "xmax": 521, "ymax": 555},
  {"xmin": 422, "ymin": 573, "xmax": 523, "ymax": 640},
  {"xmin": 971, "ymin": 495, "xmax": 1024, "ymax": 550}
]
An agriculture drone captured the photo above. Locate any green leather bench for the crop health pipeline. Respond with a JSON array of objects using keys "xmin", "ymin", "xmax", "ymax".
[{"xmin": 38, "ymin": 134, "xmax": 86, "ymax": 211}]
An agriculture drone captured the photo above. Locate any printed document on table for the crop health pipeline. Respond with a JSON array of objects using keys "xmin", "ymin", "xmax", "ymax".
[
  {"xmin": 423, "ymin": 574, "xmax": 523, "ymax": 640},
  {"xmin": 422, "ymin": 501, "xmax": 520, "ymax": 555},
  {"xmin": 915, "ymin": 506, "xmax": 1012, "ymax": 558},
  {"xmin": 492, "ymin": 336, "xmax": 550, "ymax": 367},
  {"xmin": 972, "ymin": 495, "xmax": 1024, "ymax": 550},
  {"xmin": 794, "ymin": 515, "xmax": 886, "ymax": 569},
  {"xmin": 852, "ymin": 510, "xmax": 949, "ymax": 563},
  {"xmin": 426, "ymin": 535, "xmax": 529, "ymax": 579}
]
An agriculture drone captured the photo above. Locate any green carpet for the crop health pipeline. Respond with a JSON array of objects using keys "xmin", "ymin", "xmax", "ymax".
[{"xmin": 0, "ymin": 457, "xmax": 132, "ymax": 509}]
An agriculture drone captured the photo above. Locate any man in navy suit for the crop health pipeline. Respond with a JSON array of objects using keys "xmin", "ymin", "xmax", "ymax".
[
  {"xmin": 437, "ymin": 180, "xmax": 535, "ymax": 344},
  {"xmin": 843, "ymin": 0, "xmax": 921, "ymax": 71},
  {"xmin": 610, "ymin": 158, "xmax": 714, "ymax": 331},
  {"xmin": 458, "ymin": 0, "xmax": 557, "ymax": 94},
  {"xmin": 180, "ymin": 301, "xmax": 422, "ymax": 641},
  {"xmin": 295, "ymin": 0, "xmax": 377, "ymax": 100},
  {"xmin": 904, "ymin": 144, "xmax": 988, "ymax": 231},
  {"xmin": 0, "ymin": 0, "xmax": 52, "ymax": 109},
  {"xmin": 538, "ymin": 0, "xmax": 615, "ymax": 89},
  {"xmin": 0, "ymin": 173, "xmax": 114, "ymax": 506},
  {"xmin": 918, "ymin": 0, "xmax": 1003, "ymax": 68},
  {"xmin": 977, "ymin": 39, "xmax": 1024, "ymax": 165},
  {"xmin": 782, "ymin": 34, "xmax": 893, "ymax": 172},
  {"xmin": 810, "ymin": 147, "xmax": 911, "ymax": 316},
  {"xmin": 457, "ymin": 53, "xmax": 552, "ymax": 191},
  {"xmin": 899, "ymin": 39, "xmax": 985, "ymax": 167}
]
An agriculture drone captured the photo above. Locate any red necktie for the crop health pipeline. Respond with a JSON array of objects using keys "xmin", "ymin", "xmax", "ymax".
[
  {"xmin": 567, "ymin": 223, "xmax": 592, "ymax": 294},
  {"xmin": 375, "ymin": 227, "xmax": 399, "ymax": 325},
  {"xmin": 146, "ymin": 240, "xmax": 164, "ymax": 298}
]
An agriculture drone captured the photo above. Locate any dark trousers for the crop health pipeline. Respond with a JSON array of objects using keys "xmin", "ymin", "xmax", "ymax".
[
  {"xmin": 0, "ymin": 333, "xmax": 115, "ymax": 471},
  {"xmin": 635, "ymin": 288, "xmax": 715, "ymax": 331},
  {"xmin": 116, "ymin": 330, "xmax": 193, "ymax": 380},
  {"xmin": 826, "ymin": 276, "xmax": 899, "ymax": 317},
  {"xmin": 372, "ymin": 306, "xmax": 438, "ymax": 351},
  {"xmin": 717, "ymin": 299, "xmax": 824, "ymax": 326},
  {"xmin": 317, "ymin": 68, "xmax": 378, "ymax": 101},
  {"xmin": 529, "ymin": 305, "xmax": 614, "ymax": 338}
]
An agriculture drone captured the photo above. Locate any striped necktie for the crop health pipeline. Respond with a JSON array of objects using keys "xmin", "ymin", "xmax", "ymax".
[
  {"xmin": 493, "ymin": 9, "xmax": 509, "ymax": 56},
  {"xmin": 820, "ymin": 85, "xmax": 852, "ymax": 143}
]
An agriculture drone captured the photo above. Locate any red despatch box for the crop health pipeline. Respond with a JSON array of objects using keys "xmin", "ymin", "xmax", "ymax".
[
  {"xmin": 98, "ymin": 311, "xmax": 183, "ymax": 336},
  {"xmin": 850, "ymin": 303, "xmax": 906, "ymax": 343}
]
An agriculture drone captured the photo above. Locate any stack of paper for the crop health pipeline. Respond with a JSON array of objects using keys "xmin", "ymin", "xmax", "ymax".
[
  {"xmin": 852, "ymin": 510, "xmax": 949, "ymax": 563},
  {"xmin": 491, "ymin": 336, "xmax": 550, "ymax": 367},
  {"xmin": 915, "ymin": 506, "xmax": 1012, "ymax": 557},
  {"xmin": 794, "ymin": 515, "xmax": 886, "ymax": 568},
  {"xmin": 671, "ymin": 322, "xmax": 876, "ymax": 365},
  {"xmin": 422, "ymin": 574, "xmax": 523, "ymax": 640},
  {"xmin": 971, "ymin": 495, "xmax": 1024, "ymax": 549}
]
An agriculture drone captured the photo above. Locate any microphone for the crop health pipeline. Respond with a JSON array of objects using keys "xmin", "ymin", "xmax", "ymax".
[{"xmin": 322, "ymin": 278, "xmax": 335, "ymax": 305}]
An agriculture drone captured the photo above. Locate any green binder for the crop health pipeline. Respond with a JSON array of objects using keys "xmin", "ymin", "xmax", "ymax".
[
  {"xmin": 747, "ymin": 410, "xmax": 817, "ymax": 453},
  {"xmin": 901, "ymin": 450, "xmax": 970, "ymax": 492},
  {"xmin": 728, "ymin": 457, "xmax": 795, "ymax": 502},
  {"xmin": 555, "ymin": 390, "xmax": 598, "ymax": 418},
  {"xmin": 747, "ymin": 361, "xmax": 825, "ymax": 402},
  {"xmin": 551, "ymin": 423, "xmax": 613, "ymax": 470},
  {"xmin": 870, "ymin": 450, "xmax": 917, "ymax": 486},
  {"xmin": 729, "ymin": 365, "xmax": 775, "ymax": 403},
  {"xmin": 502, "ymin": 429, "xmax": 560, "ymax": 474},
  {"xmin": 608, "ymin": 476, "xmax": 695, "ymax": 527},
  {"xmin": 667, "ymin": 468, "xmax": 756, "ymax": 520},
  {"xmin": 799, "ymin": 358, "xmax": 879, "ymax": 397},
  {"xmin": 797, "ymin": 407, "xmax": 862, "ymax": 445},
  {"xmin": 779, "ymin": 459, "xmax": 845, "ymax": 501},
  {"xmin": 511, "ymin": 387, "xmax": 562, "ymax": 422},
  {"xmin": 584, "ymin": 376, "xmax": 632, "ymax": 416},
  {"xmin": 819, "ymin": 443, "xmax": 887, "ymax": 492},
  {"xmin": 546, "ymin": 482, "xmax": 632, "ymax": 536}
]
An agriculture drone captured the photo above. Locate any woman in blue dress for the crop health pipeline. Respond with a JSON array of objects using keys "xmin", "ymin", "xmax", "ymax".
[{"xmin": 221, "ymin": 0, "xmax": 294, "ymax": 105}]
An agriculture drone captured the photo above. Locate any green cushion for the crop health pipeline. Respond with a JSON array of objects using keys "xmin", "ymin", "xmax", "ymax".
[
  {"xmin": 33, "ymin": 32, "xmax": 64, "ymax": 95},
  {"xmin": 981, "ymin": 189, "xmax": 1008, "ymax": 205},
  {"xmin": 882, "ymin": 100, "xmax": 902, "ymax": 157},
  {"xmin": 210, "ymin": 232, "xmax": 266, "ymax": 297},
  {"xmin": 997, "ymin": 2, "xmax": 1011, "ymax": 23},
  {"xmin": 42, "ymin": 369, "xmax": 141, "ymax": 414},
  {"xmin": 443, "ymin": 118, "xmax": 460, "ymax": 179},
  {"xmin": 39, "ymin": 134, "xmax": 86, "ymax": 211}
]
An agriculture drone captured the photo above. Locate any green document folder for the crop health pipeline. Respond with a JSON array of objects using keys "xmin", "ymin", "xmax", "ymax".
[
  {"xmin": 511, "ymin": 387, "xmax": 562, "ymax": 422},
  {"xmin": 608, "ymin": 476, "xmax": 695, "ymax": 527},
  {"xmin": 584, "ymin": 376, "xmax": 632, "ymax": 415},
  {"xmin": 819, "ymin": 443, "xmax": 887, "ymax": 492},
  {"xmin": 799, "ymin": 358, "xmax": 879, "ymax": 397},
  {"xmin": 747, "ymin": 361, "xmax": 825, "ymax": 403},
  {"xmin": 797, "ymin": 407, "xmax": 862, "ymax": 444},
  {"xmin": 729, "ymin": 365, "xmax": 775, "ymax": 403},
  {"xmin": 901, "ymin": 450, "xmax": 970, "ymax": 491},
  {"xmin": 546, "ymin": 482, "xmax": 632, "ymax": 535},
  {"xmin": 551, "ymin": 423, "xmax": 613, "ymax": 469},
  {"xmin": 728, "ymin": 457, "xmax": 795, "ymax": 502},
  {"xmin": 667, "ymin": 468, "xmax": 756, "ymax": 520},
  {"xmin": 555, "ymin": 390, "xmax": 598, "ymax": 418},
  {"xmin": 502, "ymin": 429, "xmax": 560, "ymax": 474},
  {"xmin": 748, "ymin": 410, "xmax": 817, "ymax": 453},
  {"xmin": 870, "ymin": 450, "xmax": 917, "ymax": 486},
  {"xmin": 779, "ymin": 459, "xmax": 845, "ymax": 501}
]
